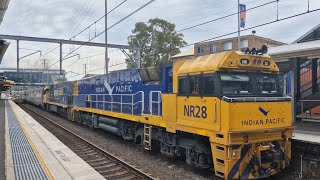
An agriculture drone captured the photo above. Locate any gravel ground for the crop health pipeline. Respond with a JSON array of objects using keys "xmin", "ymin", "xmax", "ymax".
[{"xmin": 22, "ymin": 104, "xmax": 213, "ymax": 180}]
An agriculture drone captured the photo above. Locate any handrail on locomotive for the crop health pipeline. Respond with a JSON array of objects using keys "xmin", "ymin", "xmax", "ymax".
[{"xmin": 49, "ymin": 91, "xmax": 146, "ymax": 116}]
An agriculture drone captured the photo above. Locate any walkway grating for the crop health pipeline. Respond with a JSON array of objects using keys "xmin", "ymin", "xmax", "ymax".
[{"xmin": 6, "ymin": 101, "xmax": 48, "ymax": 180}]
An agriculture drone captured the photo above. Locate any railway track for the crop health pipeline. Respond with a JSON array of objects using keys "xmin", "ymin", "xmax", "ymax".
[{"xmin": 20, "ymin": 104, "xmax": 154, "ymax": 180}]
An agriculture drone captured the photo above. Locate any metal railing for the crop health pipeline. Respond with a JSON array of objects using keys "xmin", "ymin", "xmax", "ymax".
[
  {"xmin": 82, "ymin": 91, "xmax": 145, "ymax": 116},
  {"xmin": 299, "ymin": 100, "xmax": 320, "ymax": 123},
  {"xmin": 149, "ymin": 91, "xmax": 162, "ymax": 116},
  {"xmin": 48, "ymin": 95, "xmax": 72, "ymax": 105},
  {"xmin": 222, "ymin": 96, "xmax": 291, "ymax": 102}
]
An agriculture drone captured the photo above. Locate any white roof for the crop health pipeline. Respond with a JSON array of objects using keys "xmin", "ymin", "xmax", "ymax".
[
  {"xmin": 171, "ymin": 48, "xmax": 194, "ymax": 59},
  {"xmin": 293, "ymin": 24, "xmax": 320, "ymax": 44},
  {"xmin": 269, "ymin": 40, "xmax": 320, "ymax": 61}
]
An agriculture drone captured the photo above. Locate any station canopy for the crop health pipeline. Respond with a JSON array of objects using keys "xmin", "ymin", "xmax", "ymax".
[
  {"xmin": 269, "ymin": 24, "xmax": 320, "ymax": 73},
  {"xmin": 0, "ymin": 0, "xmax": 10, "ymax": 64}
]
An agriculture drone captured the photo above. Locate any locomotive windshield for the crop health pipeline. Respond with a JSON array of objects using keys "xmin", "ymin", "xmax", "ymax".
[
  {"xmin": 221, "ymin": 73, "xmax": 252, "ymax": 95},
  {"xmin": 220, "ymin": 72, "xmax": 284, "ymax": 97}
]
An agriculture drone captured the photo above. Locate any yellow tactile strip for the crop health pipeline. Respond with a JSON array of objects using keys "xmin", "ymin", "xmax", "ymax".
[{"xmin": 8, "ymin": 100, "xmax": 54, "ymax": 180}]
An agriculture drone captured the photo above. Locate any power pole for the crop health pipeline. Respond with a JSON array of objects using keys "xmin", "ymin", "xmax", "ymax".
[
  {"xmin": 105, "ymin": 0, "xmax": 109, "ymax": 75},
  {"xmin": 84, "ymin": 64, "xmax": 87, "ymax": 75},
  {"xmin": 17, "ymin": 40, "xmax": 20, "ymax": 72},
  {"xmin": 237, "ymin": 0, "xmax": 241, "ymax": 51},
  {"xmin": 59, "ymin": 43, "xmax": 63, "ymax": 75}
]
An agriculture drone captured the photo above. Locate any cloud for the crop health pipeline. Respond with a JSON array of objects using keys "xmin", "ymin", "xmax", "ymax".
[{"xmin": 0, "ymin": 0, "xmax": 319, "ymax": 81}]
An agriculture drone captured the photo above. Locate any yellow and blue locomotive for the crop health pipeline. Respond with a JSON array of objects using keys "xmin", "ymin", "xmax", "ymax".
[{"xmin": 30, "ymin": 49, "xmax": 292, "ymax": 179}]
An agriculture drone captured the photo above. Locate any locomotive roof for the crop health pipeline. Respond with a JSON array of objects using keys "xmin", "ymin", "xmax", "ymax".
[{"xmin": 177, "ymin": 50, "xmax": 279, "ymax": 75}]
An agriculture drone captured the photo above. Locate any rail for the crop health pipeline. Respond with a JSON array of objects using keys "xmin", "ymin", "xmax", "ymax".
[
  {"xmin": 149, "ymin": 91, "xmax": 162, "ymax": 116},
  {"xmin": 299, "ymin": 99, "xmax": 320, "ymax": 124},
  {"xmin": 222, "ymin": 96, "xmax": 291, "ymax": 102},
  {"xmin": 83, "ymin": 91, "xmax": 145, "ymax": 116}
]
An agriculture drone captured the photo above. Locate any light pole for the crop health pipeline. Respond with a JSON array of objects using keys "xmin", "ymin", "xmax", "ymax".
[
  {"xmin": 105, "ymin": 0, "xmax": 109, "ymax": 75},
  {"xmin": 237, "ymin": 0, "xmax": 241, "ymax": 51}
]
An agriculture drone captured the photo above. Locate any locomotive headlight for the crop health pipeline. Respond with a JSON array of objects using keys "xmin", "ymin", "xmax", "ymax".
[
  {"xmin": 231, "ymin": 148, "xmax": 241, "ymax": 160},
  {"xmin": 263, "ymin": 60, "xmax": 270, "ymax": 66},
  {"xmin": 240, "ymin": 59, "xmax": 250, "ymax": 65}
]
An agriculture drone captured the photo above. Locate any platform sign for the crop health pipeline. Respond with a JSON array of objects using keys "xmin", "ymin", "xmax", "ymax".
[{"xmin": 239, "ymin": 4, "xmax": 246, "ymax": 28}]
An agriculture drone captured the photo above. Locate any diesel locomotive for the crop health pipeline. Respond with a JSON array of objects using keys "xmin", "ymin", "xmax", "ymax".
[{"xmin": 24, "ymin": 49, "xmax": 293, "ymax": 179}]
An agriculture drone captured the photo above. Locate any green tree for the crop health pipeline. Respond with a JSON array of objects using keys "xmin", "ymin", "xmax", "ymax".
[{"xmin": 126, "ymin": 18, "xmax": 187, "ymax": 68}]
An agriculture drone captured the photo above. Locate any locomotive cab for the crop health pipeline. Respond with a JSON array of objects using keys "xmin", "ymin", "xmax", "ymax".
[{"xmin": 162, "ymin": 50, "xmax": 293, "ymax": 179}]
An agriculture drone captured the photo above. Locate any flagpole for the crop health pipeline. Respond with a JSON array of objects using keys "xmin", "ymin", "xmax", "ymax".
[{"xmin": 238, "ymin": 0, "xmax": 241, "ymax": 51}]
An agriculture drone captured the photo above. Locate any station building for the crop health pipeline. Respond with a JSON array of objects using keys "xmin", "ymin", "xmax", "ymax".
[
  {"xmin": 172, "ymin": 34, "xmax": 286, "ymax": 61},
  {"xmin": 194, "ymin": 34, "xmax": 286, "ymax": 56},
  {"xmin": 0, "ymin": 69, "xmax": 65, "ymax": 84}
]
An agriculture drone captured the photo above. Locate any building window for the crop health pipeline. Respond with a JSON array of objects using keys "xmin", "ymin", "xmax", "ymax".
[
  {"xmin": 223, "ymin": 42, "xmax": 232, "ymax": 50},
  {"xmin": 210, "ymin": 43, "xmax": 217, "ymax": 52},
  {"xmin": 197, "ymin": 47, "xmax": 204, "ymax": 54},
  {"xmin": 240, "ymin": 39, "xmax": 248, "ymax": 48}
]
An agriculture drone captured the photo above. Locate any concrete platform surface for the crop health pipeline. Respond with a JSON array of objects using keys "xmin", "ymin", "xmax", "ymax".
[
  {"xmin": 293, "ymin": 129, "xmax": 320, "ymax": 144},
  {"xmin": 293, "ymin": 121, "xmax": 320, "ymax": 143},
  {"xmin": 0, "ymin": 100, "xmax": 6, "ymax": 180},
  {"xmin": 5, "ymin": 100, "xmax": 105, "ymax": 180}
]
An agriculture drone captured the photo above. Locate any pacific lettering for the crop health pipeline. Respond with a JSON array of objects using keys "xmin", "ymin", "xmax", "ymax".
[
  {"xmin": 241, "ymin": 118, "xmax": 285, "ymax": 126},
  {"xmin": 115, "ymin": 85, "xmax": 132, "ymax": 93}
]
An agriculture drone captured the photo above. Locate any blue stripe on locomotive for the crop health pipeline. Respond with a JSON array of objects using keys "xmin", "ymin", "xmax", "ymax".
[
  {"xmin": 48, "ymin": 62, "xmax": 173, "ymax": 115},
  {"xmin": 73, "ymin": 62, "xmax": 173, "ymax": 115},
  {"xmin": 49, "ymin": 81, "xmax": 74, "ymax": 104}
]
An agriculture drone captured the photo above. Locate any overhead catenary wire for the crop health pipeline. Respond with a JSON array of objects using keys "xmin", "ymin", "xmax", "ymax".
[
  {"xmin": 68, "ymin": 1, "xmax": 320, "ymax": 79},
  {"xmin": 47, "ymin": 0, "xmax": 156, "ymax": 70},
  {"xmin": 177, "ymin": 0, "xmax": 278, "ymax": 32},
  {"xmin": 182, "ymin": 6, "xmax": 320, "ymax": 48},
  {"xmin": 35, "ymin": 0, "xmax": 129, "ymax": 68},
  {"xmin": 66, "ymin": 48, "xmax": 120, "ymax": 68},
  {"xmin": 71, "ymin": 0, "xmax": 129, "ymax": 40},
  {"xmin": 66, "ymin": 62, "xmax": 127, "ymax": 79},
  {"xmin": 177, "ymin": 0, "xmax": 257, "ymax": 28},
  {"xmin": 69, "ymin": 0, "xmax": 99, "ymax": 39},
  {"xmin": 65, "ymin": 0, "xmax": 90, "ymax": 38}
]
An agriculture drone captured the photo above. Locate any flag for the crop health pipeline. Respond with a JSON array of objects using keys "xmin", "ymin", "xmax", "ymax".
[{"xmin": 239, "ymin": 4, "xmax": 246, "ymax": 28}]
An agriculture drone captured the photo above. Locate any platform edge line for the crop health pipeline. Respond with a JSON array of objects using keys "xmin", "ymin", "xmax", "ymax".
[{"xmin": 8, "ymin": 100, "xmax": 55, "ymax": 180}]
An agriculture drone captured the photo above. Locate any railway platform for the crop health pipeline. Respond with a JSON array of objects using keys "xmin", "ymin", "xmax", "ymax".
[
  {"xmin": 293, "ymin": 121, "xmax": 320, "ymax": 144},
  {"xmin": 0, "ymin": 99, "xmax": 104, "ymax": 180}
]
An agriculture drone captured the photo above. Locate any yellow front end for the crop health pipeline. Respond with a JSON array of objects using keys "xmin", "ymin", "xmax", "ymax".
[
  {"xmin": 170, "ymin": 50, "xmax": 293, "ymax": 179},
  {"xmin": 212, "ymin": 100, "xmax": 292, "ymax": 179}
]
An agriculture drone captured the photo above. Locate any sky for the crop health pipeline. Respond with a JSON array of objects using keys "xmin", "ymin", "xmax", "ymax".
[{"xmin": 0, "ymin": 0, "xmax": 319, "ymax": 80}]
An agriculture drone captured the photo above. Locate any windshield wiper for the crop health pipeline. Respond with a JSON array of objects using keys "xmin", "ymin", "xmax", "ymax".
[{"xmin": 229, "ymin": 75, "xmax": 241, "ymax": 79}]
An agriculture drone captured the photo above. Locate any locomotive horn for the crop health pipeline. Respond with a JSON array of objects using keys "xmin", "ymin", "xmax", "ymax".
[
  {"xmin": 261, "ymin": 45, "xmax": 268, "ymax": 54},
  {"xmin": 251, "ymin": 48, "xmax": 257, "ymax": 54}
]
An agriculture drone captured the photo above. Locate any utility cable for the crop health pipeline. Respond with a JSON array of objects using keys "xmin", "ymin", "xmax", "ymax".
[
  {"xmin": 66, "ymin": 62, "xmax": 126, "ymax": 78},
  {"xmin": 71, "ymin": 0, "xmax": 128, "ymax": 40},
  {"xmin": 69, "ymin": 0, "xmax": 98, "ymax": 38},
  {"xmin": 65, "ymin": 0, "xmax": 90, "ymax": 38},
  {"xmin": 48, "ymin": 0, "xmax": 155, "ymax": 70},
  {"xmin": 178, "ymin": 0, "xmax": 278, "ymax": 32},
  {"xmin": 36, "ymin": 0, "xmax": 129, "ymax": 68},
  {"xmin": 182, "ymin": 7, "xmax": 320, "ymax": 48}
]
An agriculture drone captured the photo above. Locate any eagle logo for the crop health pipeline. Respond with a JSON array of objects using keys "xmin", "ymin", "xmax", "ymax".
[
  {"xmin": 258, "ymin": 106, "xmax": 270, "ymax": 116},
  {"xmin": 104, "ymin": 80, "xmax": 115, "ymax": 95}
]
